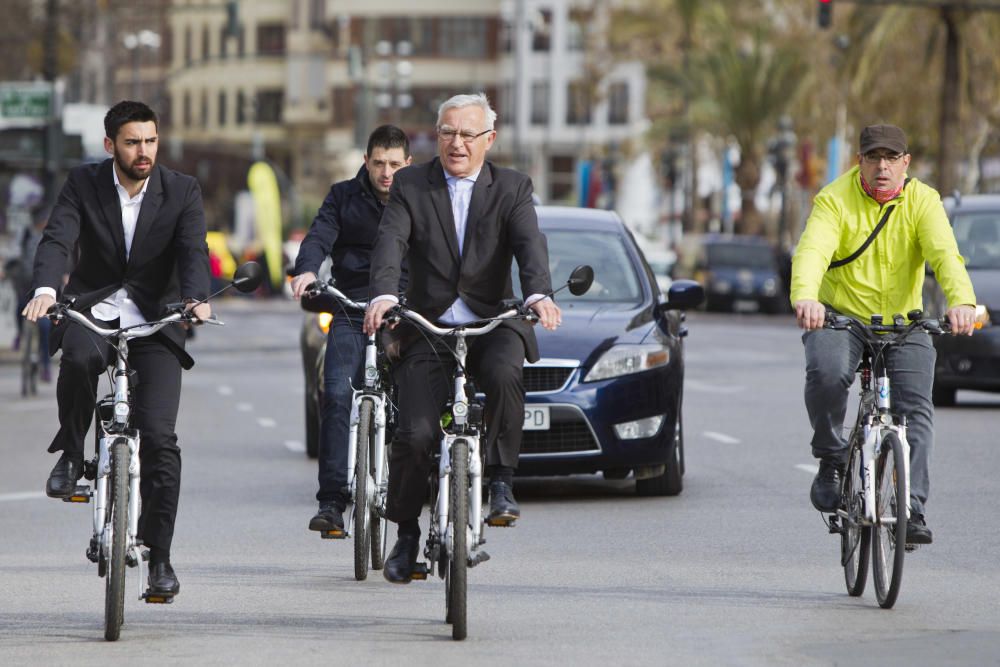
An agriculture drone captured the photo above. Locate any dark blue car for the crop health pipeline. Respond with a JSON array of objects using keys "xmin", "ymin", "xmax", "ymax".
[{"xmin": 517, "ymin": 207, "xmax": 704, "ymax": 495}]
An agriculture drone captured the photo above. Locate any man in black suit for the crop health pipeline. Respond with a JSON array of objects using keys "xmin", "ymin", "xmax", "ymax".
[
  {"xmin": 364, "ymin": 92, "xmax": 562, "ymax": 583},
  {"xmin": 22, "ymin": 101, "xmax": 210, "ymax": 600}
]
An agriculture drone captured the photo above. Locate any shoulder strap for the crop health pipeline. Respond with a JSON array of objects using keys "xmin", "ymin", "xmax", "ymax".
[{"xmin": 828, "ymin": 177, "xmax": 911, "ymax": 270}]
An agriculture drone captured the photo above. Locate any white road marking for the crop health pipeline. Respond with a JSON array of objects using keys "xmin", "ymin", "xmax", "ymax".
[
  {"xmin": 0, "ymin": 491, "xmax": 47, "ymax": 502},
  {"xmin": 284, "ymin": 440, "xmax": 306, "ymax": 453},
  {"xmin": 236, "ymin": 403, "xmax": 253, "ymax": 412},
  {"xmin": 796, "ymin": 463, "xmax": 819, "ymax": 475},
  {"xmin": 702, "ymin": 431, "xmax": 741, "ymax": 445},
  {"xmin": 217, "ymin": 385, "xmax": 233, "ymax": 396},
  {"xmin": 257, "ymin": 417, "xmax": 277, "ymax": 428},
  {"xmin": 686, "ymin": 380, "xmax": 745, "ymax": 394}
]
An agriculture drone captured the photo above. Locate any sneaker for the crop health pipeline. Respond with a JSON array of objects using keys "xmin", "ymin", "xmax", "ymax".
[
  {"xmin": 308, "ymin": 502, "xmax": 345, "ymax": 532},
  {"xmin": 906, "ymin": 513, "xmax": 933, "ymax": 545},
  {"xmin": 810, "ymin": 458, "xmax": 844, "ymax": 512}
]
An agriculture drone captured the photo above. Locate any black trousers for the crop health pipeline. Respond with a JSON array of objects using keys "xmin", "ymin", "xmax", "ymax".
[
  {"xmin": 385, "ymin": 325, "xmax": 525, "ymax": 525},
  {"xmin": 49, "ymin": 319, "xmax": 183, "ymax": 552}
]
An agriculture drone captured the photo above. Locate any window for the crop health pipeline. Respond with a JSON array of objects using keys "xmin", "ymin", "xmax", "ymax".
[
  {"xmin": 202, "ymin": 26, "xmax": 210, "ymax": 61},
  {"xmin": 567, "ymin": 10, "xmax": 589, "ymax": 51},
  {"xmin": 183, "ymin": 91, "xmax": 191, "ymax": 127},
  {"xmin": 532, "ymin": 10, "xmax": 551, "ymax": 51},
  {"xmin": 608, "ymin": 82, "xmax": 628, "ymax": 125},
  {"xmin": 200, "ymin": 90, "xmax": 208, "ymax": 128},
  {"xmin": 256, "ymin": 90, "xmax": 284, "ymax": 123},
  {"xmin": 439, "ymin": 18, "xmax": 486, "ymax": 58},
  {"xmin": 567, "ymin": 82, "xmax": 592, "ymax": 125},
  {"xmin": 184, "ymin": 27, "xmax": 192, "ymax": 66},
  {"xmin": 257, "ymin": 24, "xmax": 286, "ymax": 56},
  {"xmin": 309, "ymin": 0, "xmax": 326, "ymax": 31},
  {"xmin": 219, "ymin": 26, "xmax": 229, "ymax": 58},
  {"xmin": 218, "ymin": 91, "xmax": 227, "ymax": 126},
  {"xmin": 531, "ymin": 81, "xmax": 549, "ymax": 125},
  {"xmin": 332, "ymin": 87, "xmax": 354, "ymax": 127},
  {"xmin": 236, "ymin": 90, "xmax": 246, "ymax": 125}
]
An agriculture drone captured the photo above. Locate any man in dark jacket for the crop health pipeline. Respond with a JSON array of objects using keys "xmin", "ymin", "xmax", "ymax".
[
  {"xmin": 22, "ymin": 100, "xmax": 210, "ymax": 599},
  {"xmin": 290, "ymin": 125, "xmax": 411, "ymax": 532}
]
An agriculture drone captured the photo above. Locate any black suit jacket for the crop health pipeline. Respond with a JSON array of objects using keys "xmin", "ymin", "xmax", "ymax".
[
  {"xmin": 33, "ymin": 159, "xmax": 210, "ymax": 368},
  {"xmin": 370, "ymin": 158, "xmax": 551, "ymax": 362}
]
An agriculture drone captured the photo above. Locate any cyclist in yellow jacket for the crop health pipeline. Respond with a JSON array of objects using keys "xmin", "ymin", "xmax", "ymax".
[{"xmin": 791, "ymin": 124, "xmax": 976, "ymax": 544}]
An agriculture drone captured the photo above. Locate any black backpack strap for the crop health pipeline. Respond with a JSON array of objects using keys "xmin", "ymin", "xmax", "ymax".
[{"xmin": 828, "ymin": 177, "xmax": 911, "ymax": 270}]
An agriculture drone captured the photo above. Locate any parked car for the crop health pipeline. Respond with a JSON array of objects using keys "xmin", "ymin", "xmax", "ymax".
[
  {"xmin": 517, "ymin": 207, "xmax": 703, "ymax": 495},
  {"xmin": 672, "ymin": 234, "xmax": 788, "ymax": 313},
  {"xmin": 297, "ymin": 207, "xmax": 705, "ymax": 495},
  {"xmin": 925, "ymin": 194, "xmax": 1000, "ymax": 406}
]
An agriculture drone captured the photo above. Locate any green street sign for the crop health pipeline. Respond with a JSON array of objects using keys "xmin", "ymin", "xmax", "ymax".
[{"xmin": 0, "ymin": 82, "xmax": 53, "ymax": 123}]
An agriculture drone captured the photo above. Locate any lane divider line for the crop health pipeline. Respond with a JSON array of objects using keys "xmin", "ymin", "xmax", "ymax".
[{"xmin": 703, "ymin": 431, "xmax": 741, "ymax": 444}]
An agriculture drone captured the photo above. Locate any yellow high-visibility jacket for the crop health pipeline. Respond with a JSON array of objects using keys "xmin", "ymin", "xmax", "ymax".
[{"xmin": 791, "ymin": 165, "xmax": 975, "ymax": 321}]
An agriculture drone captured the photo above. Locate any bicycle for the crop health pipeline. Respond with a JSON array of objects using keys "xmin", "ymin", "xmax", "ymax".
[
  {"xmin": 47, "ymin": 262, "xmax": 263, "ymax": 641},
  {"xmin": 823, "ymin": 309, "xmax": 948, "ymax": 609},
  {"xmin": 305, "ymin": 280, "xmax": 395, "ymax": 581},
  {"xmin": 391, "ymin": 265, "xmax": 594, "ymax": 641}
]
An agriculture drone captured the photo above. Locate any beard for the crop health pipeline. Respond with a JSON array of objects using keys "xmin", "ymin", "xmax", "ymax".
[{"xmin": 114, "ymin": 149, "xmax": 154, "ymax": 181}]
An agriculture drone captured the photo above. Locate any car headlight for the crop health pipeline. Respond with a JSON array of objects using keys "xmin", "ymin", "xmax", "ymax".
[
  {"xmin": 317, "ymin": 312, "xmax": 333, "ymax": 335},
  {"xmin": 583, "ymin": 344, "xmax": 670, "ymax": 382},
  {"xmin": 762, "ymin": 277, "xmax": 777, "ymax": 296},
  {"xmin": 713, "ymin": 279, "xmax": 732, "ymax": 294}
]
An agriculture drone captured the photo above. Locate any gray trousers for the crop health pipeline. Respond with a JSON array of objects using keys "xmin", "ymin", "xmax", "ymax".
[{"xmin": 803, "ymin": 328, "xmax": 935, "ymax": 516}]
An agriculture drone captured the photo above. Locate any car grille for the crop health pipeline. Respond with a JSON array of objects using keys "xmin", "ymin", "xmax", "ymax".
[
  {"xmin": 523, "ymin": 366, "xmax": 574, "ymax": 393},
  {"xmin": 520, "ymin": 406, "xmax": 600, "ymax": 455}
]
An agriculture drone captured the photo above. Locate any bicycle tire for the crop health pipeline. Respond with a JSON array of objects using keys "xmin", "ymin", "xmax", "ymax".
[
  {"xmin": 370, "ymin": 409, "xmax": 388, "ymax": 570},
  {"xmin": 104, "ymin": 439, "xmax": 129, "ymax": 641},
  {"xmin": 447, "ymin": 439, "xmax": 469, "ymax": 640},
  {"xmin": 841, "ymin": 443, "xmax": 870, "ymax": 597},
  {"xmin": 872, "ymin": 430, "xmax": 907, "ymax": 609},
  {"xmin": 353, "ymin": 399, "xmax": 374, "ymax": 581},
  {"xmin": 20, "ymin": 323, "xmax": 38, "ymax": 397}
]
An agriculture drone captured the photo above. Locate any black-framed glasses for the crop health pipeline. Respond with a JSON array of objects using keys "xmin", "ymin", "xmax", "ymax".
[
  {"xmin": 862, "ymin": 151, "xmax": 905, "ymax": 165},
  {"xmin": 436, "ymin": 127, "xmax": 492, "ymax": 143}
]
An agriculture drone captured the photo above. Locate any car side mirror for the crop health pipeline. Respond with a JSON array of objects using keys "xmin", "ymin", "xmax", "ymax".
[
  {"xmin": 659, "ymin": 279, "xmax": 705, "ymax": 312},
  {"xmin": 232, "ymin": 261, "xmax": 265, "ymax": 293},
  {"xmin": 567, "ymin": 265, "xmax": 594, "ymax": 296}
]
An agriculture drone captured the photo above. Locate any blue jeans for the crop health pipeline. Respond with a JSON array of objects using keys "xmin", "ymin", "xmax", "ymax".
[
  {"xmin": 803, "ymin": 328, "xmax": 936, "ymax": 516},
  {"xmin": 317, "ymin": 312, "xmax": 366, "ymax": 506}
]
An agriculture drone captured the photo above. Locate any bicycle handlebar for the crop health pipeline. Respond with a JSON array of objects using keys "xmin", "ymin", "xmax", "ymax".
[
  {"xmin": 304, "ymin": 280, "xmax": 368, "ymax": 311},
  {"xmin": 392, "ymin": 303, "xmax": 536, "ymax": 338},
  {"xmin": 47, "ymin": 302, "xmax": 214, "ymax": 340},
  {"xmin": 824, "ymin": 311, "xmax": 951, "ymax": 337}
]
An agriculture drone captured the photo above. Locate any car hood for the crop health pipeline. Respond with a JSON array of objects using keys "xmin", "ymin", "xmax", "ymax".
[
  {"xmin": 969, "ymin": 268, "xmax": 1000, "ymax": 308},
  {"xmin": 533, "ymin": 303, "xmax": 652, "ymax": 364}
]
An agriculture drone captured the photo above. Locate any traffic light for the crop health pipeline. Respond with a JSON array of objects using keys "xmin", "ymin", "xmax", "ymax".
[{"xmin": 818, "ymin": 0, "xmax": 833, "ymax": 29}]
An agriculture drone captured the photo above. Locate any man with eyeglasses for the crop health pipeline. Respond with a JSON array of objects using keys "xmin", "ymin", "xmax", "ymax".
[
  {"xmin": 364, "ymin": 92, "xmax": 561, "ymax": 583},
  {"xmin": 791, "ymin": 124, "xmax": 977, "ymax": 545}
]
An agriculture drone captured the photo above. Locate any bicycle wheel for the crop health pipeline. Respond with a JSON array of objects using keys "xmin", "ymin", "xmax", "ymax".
[
  {"xmin": 353, "ymin": 399, "xmax": 374, "ymax": 581},
  {"xmin": 20, "ymin": 323, "xmax": 37, "ymax": 397},
  {"xmin": 841, "ymin": 444, "xmax": 870, "ymax": 597},
  {"xmin": 872, "ymin": 430, "xmax": 907, "ymax": 609},
  {"xmin": 104, "ymin": 438, "xmax": 129, "ymax": 641},
  {"xmin": 446, "ymin": 439, "xmax": 469, "ymax": 640},
  {"xmin": 370, "ymin": 411, "xmax": 389, "ymax": 570}
]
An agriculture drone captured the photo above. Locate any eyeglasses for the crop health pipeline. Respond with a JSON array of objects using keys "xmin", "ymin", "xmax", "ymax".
[
  {"xmin": 862, "ymin": 151, "xmax": 905, "ymax": 165},
  {"xmin": 436, "ymin": 127, "xmax": 492, "ymax": 143}
]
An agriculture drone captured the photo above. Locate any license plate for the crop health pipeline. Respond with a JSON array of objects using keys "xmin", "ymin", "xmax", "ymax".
[{"xmin": 523, "ymin": 406, "xmax": 550, "ymax": 430}]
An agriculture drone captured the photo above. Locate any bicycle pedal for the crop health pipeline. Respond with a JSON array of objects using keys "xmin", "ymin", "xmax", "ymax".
[
  {"xmin": 320, "ymin": 529, "xmax": 347, "ymax": 540},
  {"xmin": 63, "ymin": 485, "xmax": 91, "ymax": 503},
  {"xmin": 486, "ymin": 516, "xmax": 517, "ymax": 527},
  {"xmin": 142, "ymin": 592, "xmax": 175, "ymax": 604},
  {"xmin": 410, "ymin": 562, "xmax": 429, "ymax": 580},
  {"xmin": 468, "ymin": 550, "xmax": 490, "ymax": 568}
]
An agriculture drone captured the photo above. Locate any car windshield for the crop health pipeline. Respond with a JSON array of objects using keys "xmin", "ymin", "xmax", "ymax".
[
  {"xmin": 706, "ymin": 243, "xmax": 774, "ymax": 269},
  {"xmin": 953, "ymin": 213, "xmax": 1000, "ymax": 269},
  {"xmin": 514, "ymin": 229, "xmax": 643, "ymax": 304}
]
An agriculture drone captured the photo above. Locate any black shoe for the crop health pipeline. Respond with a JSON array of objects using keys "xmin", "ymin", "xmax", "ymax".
[
  {"xmin": 308, "ymin": 502, "xmax": 345, "ymax": 532},
  {"xmin": 906, "ymin": 513, "xmax": 933, "ymax": 545},
  {"xmin": 45, "ymin": 454, "xmax": 84, "ymax": 498},
  {"xmin": 383, "ymin": 533, "xmax": 420, "ymax": 584},
  {"xmin": 810, "ymin": 458, "xmax": 844, "ymax": 512},
  {"xmin": 147, "ymin": 562, "xmax": 180, "ymax": 597},
  {"xmin": 487, "ymin": 480, "xmax": 520, "ymax": 525}
]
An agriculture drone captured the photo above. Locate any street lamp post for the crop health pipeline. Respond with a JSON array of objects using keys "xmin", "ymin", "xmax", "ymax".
[{"xmin": 122, "ymin": 30, "xmax": 162, "ymax": 100}]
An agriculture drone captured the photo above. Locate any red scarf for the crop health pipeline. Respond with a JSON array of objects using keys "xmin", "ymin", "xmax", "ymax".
[{"xmin": 860, "ymin": 173, "xmax": 903, "ymax": 205}]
